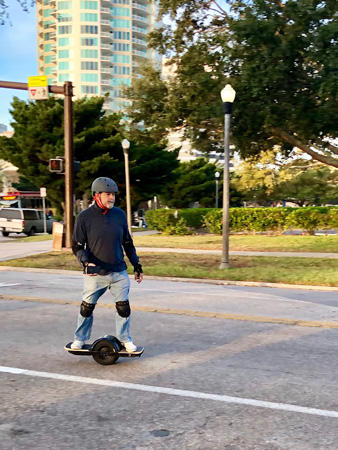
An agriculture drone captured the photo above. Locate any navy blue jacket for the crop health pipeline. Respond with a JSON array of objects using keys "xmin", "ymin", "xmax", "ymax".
[{"xmin": 73, "ymin": 202, "xmax": 139, "ymax": 272}]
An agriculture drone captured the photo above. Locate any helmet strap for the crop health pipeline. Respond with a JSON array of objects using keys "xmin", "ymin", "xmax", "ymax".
[{"xmin": 94, "ymin": 193, "xmax": 108, "ymax": 214}]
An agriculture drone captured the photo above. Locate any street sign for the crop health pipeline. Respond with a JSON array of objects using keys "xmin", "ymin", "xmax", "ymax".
[
  {"xmin": 40, "ymin": 187, "xmax": 47, "ymax": 197},
  {"xmin": 28, "ymin": 76, "xmax": 49, "ymax": 100}
]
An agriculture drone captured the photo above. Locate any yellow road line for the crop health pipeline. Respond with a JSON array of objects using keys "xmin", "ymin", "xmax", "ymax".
[{"xmin": 1, "ymin": 294, "xmax": 338, "ymax": 329}]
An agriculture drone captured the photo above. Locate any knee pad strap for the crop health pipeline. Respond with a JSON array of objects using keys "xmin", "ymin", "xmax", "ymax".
[
  {"xmin": 80, "ymin": 301, "xmax": 95, "ymax": 318},
  {"xmin": 116, "ymin": 300, "xmax": 130, "ymax": 318}
]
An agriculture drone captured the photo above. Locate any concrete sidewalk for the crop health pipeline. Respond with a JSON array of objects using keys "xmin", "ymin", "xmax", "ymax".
[{"xmin": 138, "ymin": 247, "xmax": 338, "ymax": 259}]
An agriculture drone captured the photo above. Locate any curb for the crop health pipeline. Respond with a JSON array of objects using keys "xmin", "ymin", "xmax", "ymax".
[{"xmin": 0, "ymin": 265, "xmax": 337, "ymax": 291}]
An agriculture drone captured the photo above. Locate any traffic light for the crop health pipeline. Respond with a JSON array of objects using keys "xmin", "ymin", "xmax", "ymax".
[{"xmin": 49, "ymin": 158, "xmax": 64, "ymax": 173}]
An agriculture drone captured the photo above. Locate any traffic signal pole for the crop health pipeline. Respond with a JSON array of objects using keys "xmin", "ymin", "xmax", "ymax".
[
  {"xmin": 63, "ymin": 81, "xmax": 74, "ymax": 249},
  {"xmin": 0, "ymin": 80, "xmax": 74, "ymax": 248}
]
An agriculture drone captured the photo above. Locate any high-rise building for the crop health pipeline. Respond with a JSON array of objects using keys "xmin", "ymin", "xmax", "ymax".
[
  {"xmin": 0, "ymin": 124, "xmax": 7, "ymax": 134},
  {"xmin": 36, "ymin": 0, "xmax": 159, "ymax": 112}
]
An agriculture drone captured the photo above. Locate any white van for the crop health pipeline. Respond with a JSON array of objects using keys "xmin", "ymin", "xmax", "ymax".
[{"xmin": 0, "ymin": 208, "xmax": 55, "ymax": 236}]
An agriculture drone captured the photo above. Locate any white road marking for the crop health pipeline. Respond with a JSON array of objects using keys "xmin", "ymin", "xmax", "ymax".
[
  {"xmin": 0, "ymin": 365, "xmax": 337, "ymax": 418},
  {"xmin": 0, "ymin": 283, "xmax": 21, "ymax": 287}
]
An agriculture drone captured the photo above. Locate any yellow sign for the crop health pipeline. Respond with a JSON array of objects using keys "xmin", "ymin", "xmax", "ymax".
[{"xmin": 28, "ymin": 76, "xmax": 48, "ymax": 88}]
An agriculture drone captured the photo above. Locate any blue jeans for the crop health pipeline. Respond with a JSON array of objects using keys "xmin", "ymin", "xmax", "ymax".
[{"xmin": 74, "ymin": 270, "xmax": 132, "ymax": 343}]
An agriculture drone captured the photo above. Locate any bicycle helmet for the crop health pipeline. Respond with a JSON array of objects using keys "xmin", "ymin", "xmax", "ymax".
[{"xmin": 91, "ymin": 177, "xmax": 118, "ymax": 196}]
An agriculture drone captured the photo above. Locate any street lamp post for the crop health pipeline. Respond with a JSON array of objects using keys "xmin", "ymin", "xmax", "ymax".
[
  {"xmin": 215, "ymin": 171, "xmax": 220, "ymax": 208},
  {"xmin": 219, "ymin": 84, "xmax": 236, "ymax": 269},
  {"xmin": 122, "ymin": 138, "xmax": 132, "ymax": 236}
]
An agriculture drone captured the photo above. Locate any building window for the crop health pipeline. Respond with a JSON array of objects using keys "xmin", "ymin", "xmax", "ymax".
[
  {"xmin": 81, "ymin": 37, "xmax": 98, "ymax": 46},
  {"xmin": 58, "ymin": 25, "xmax": 72, "ymax": 34},
  {"xmin": 44, "ymin": 43, "xmax": 53, "ymax": 52},
  {"xmin": 58, "ymin": 12, "xmax": 72, "ymax": 22},
  {"xmin": 113, "ymin": 43, "xmax": 130, "ymax": 51},
  {"xmin": 45, "ymin": 67, "xmax": 56, "ymax": 75},
  {"xmin": 81, "ymin": 85, "xmax": 98, "ymax": 94},
  {"xmin": 112, "ymin": 0, "xmax": 130, "ymax": 4},
  {"xmin": 43, "ymin": 9, "xmax": 52, "ymax": 17},
  {"xmin": 81, "ymin": 49, "xmax": 98, "ymax": 58},
  {"xmin": 113, "ymin": 89, "xmax": 122, "ymax": 98},
  {"xmin": 112, "ymin": 7, "xmax": 130, "ymax": 16},
  {"xmin": 113, "ymin": 54, "xmax": 130, "ymax": 63},
  {"xmin": 44, "ymin": 55, "xmax": 55, "ymax": 63},
  {"xmin": 113, "ymin": 31, "xmax": 130, "ymax": 39},
  {"xmin": 59, "ymin": 49, "xmax": 69, "ymax": 58},
  {"xmin": 59, "ymin": 73, "xmax": 71, "ymax": 82},
  {"xmin": 81, "ymin": 25, "xmax": 98, "ymax": 34},
  {"xmin": 112, "ymin": 78, "xmax": 131, "ymax": 86},
  {"xmin": 80, "ymin": 0, "xmax": 98, "ymax": 9},
  {"xmin": 113, "ymin": 66, "xmax": 130, "ymax": 75},
  {"xmin": 81, "ymin": 73, "xmax": 99, "ymax": 82},
  {"xmin": 112, "ymin": 19, "xmax": 130, "ymax": 28},
  {"xmin": 59, "ymin": 61, "xmax": 70, "ymax": 70},
  {"xmin": 58, "ymin": 1, "xmax": 72, "ymax": 9},
  {"xmin": 44, "ymin": 32, "xmax": 54, "ymax": 41},
  {"xmin": 81, "ymin": 61, "xmax": 98, "ymax": 70},
  {"xmin": 44, "ymin": 21, "xmax": 53, "ymax": 29},
  {"xmin": 81, "ymin": 13, "xmax": 98, "ymax": 21},
  {"xmin": 58, "ymin": 37, "xmax": 73, "ymax": 46}
]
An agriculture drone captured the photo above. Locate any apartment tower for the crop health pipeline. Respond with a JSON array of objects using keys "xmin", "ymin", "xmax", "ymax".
[{"xmin": 36, "ymin": 0, "xmax": 159, "ymax": 111}]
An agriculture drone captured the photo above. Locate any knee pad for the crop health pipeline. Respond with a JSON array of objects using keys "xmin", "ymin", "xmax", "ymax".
[
  {"xmin": 116, "ymin": 300, "xmax": 130, "ymax": 318},
  {"xmin": 80, "ymin": 301, "xmax": 95, "ymax": 318}
]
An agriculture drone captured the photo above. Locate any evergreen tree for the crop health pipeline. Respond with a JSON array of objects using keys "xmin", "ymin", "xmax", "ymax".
[{"xmin": 0, "ymin": 96, "xmax": 179, "ymax": 212}]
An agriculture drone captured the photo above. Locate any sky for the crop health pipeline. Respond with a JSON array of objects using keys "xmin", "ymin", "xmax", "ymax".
[{"xmin": 0, "ymin": 2, "xmax": 37, "ymax": 130}]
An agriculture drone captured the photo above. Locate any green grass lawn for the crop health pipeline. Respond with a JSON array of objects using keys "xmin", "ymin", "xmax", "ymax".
[
  {"xmin": 6, "ymin": 231, "xmax": 338, "ymax": 252},
  {"xmin": 133, "ymin": 233, "xmax": 338, "ymax": 253},
  {"xmin": 1, "ymin": 251, "xmax": 338, "ymax": 286}
]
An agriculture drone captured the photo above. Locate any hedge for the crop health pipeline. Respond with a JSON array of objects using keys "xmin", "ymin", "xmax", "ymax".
[{"xmin": 146, "ymin": 207, "xmax": 338, "ymax": 235}]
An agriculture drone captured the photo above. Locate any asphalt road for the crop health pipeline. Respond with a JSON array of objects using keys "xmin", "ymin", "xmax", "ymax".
[{"xmin": 1, "ymin": 270, "xmax": 338, "ymax": 449}]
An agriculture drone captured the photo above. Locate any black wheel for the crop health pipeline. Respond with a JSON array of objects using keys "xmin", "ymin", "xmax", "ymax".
[
  {"xmin": 92, "ymin": 338, "xmax": 119, "ymax": 366},
  {"xmin": 27, "ymin": 227, "xmax": 36, "ymax": 236},
  {"xmin": 2, "ymin": 231, "xmax": 9, "ymax": 237}
]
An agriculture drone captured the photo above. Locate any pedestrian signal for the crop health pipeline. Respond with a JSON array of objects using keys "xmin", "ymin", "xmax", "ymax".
[{"xmin": 49, "ymin": 158, "xmax": 63, "ymax": 173}]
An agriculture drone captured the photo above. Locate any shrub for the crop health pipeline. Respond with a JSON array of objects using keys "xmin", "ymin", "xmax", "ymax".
[
  {"xmin": 286, "ymin": 207, "xmax": 330, "ymax": 235},
  {"xmin": 147, "ymin": 207, "xmax": 338, "ymax": 235},
  {"xmin": 203, "ymin": 209, "xmax": 223, "ymax": 234},
  {"xmin": 145, "ymin": 208, "xmax": 215, "ymax": 232},
  {"xmin": 162, "ymin": 217, "xmax": 192, "ymax": 235},
  {"xmin": 145, "ymin": 209, "xmax": 177, "ymax": 232}
]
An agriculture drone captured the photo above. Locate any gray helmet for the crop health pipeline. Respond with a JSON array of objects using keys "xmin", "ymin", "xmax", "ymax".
[{"xmin": 92, "ymin": 177, "xmax": 118, "ymax": 195}]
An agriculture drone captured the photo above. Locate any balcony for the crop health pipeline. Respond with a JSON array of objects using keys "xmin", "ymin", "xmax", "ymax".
[
  {"xmin": 132, "ymin": 25, "xmax": 147, "ymax": 35},
  {"xmin": 132, "ymin": 14, "xmax": 148, "ymax": 24},
  {"xmin": 44, "ymin": 21, "xmax": 56, "ymax": 30},
  {"xmin": 101, "ymin": 44, "xmax": 113, "ymax": 53},
  {"xmin": 132, "ymin": 49, "xmax": 147, "ymax": 57},
  {"xmin": 132, "ymin": 2, "xmax": 148, "ymax": 13},
  {"xmin": 101, "ymin": 19, "xmax": 111, "ymax": 28},
  {"xmin": 132, "ymin": 37, "xmax": 147, "ymax": 47},
  {"xmin": 101, "ymin": 67, "xmax": 112, "ymax": 75},
  {"xmin": 100, "ymin": 7, "xmax": 110, "ymax": 15},
  {"xmin": 44, "ymin": 31, "xmax": 56, "ymax": 41}
]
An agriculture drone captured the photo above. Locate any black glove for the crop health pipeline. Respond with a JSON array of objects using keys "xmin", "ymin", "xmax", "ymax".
[{"xmin": 133, "ymin": 263, "xmax": 143, "ymax": 278}]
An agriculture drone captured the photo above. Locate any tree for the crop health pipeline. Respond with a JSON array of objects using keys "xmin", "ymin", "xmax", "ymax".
[
  {"xmin": 1, "ymin": 1, "xmax": 34, "ymax": 25},
  {"xmin": 274, "ymin": 162, "xmax": 338, "ymax": 206},
  {"xmin": 232, "ymin": 149, "xmax": 338, "ymax": 206},
  {"xmin": 160, "ymin": 157, "xmax": 243, "ymax": 208},
  {"xmin": 126, "ymin": 0, "xmax": 338, "ymax": 167},
  {"xmin": 0, "ymin": 96, "xmax": 179, "ymax": 212}
]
